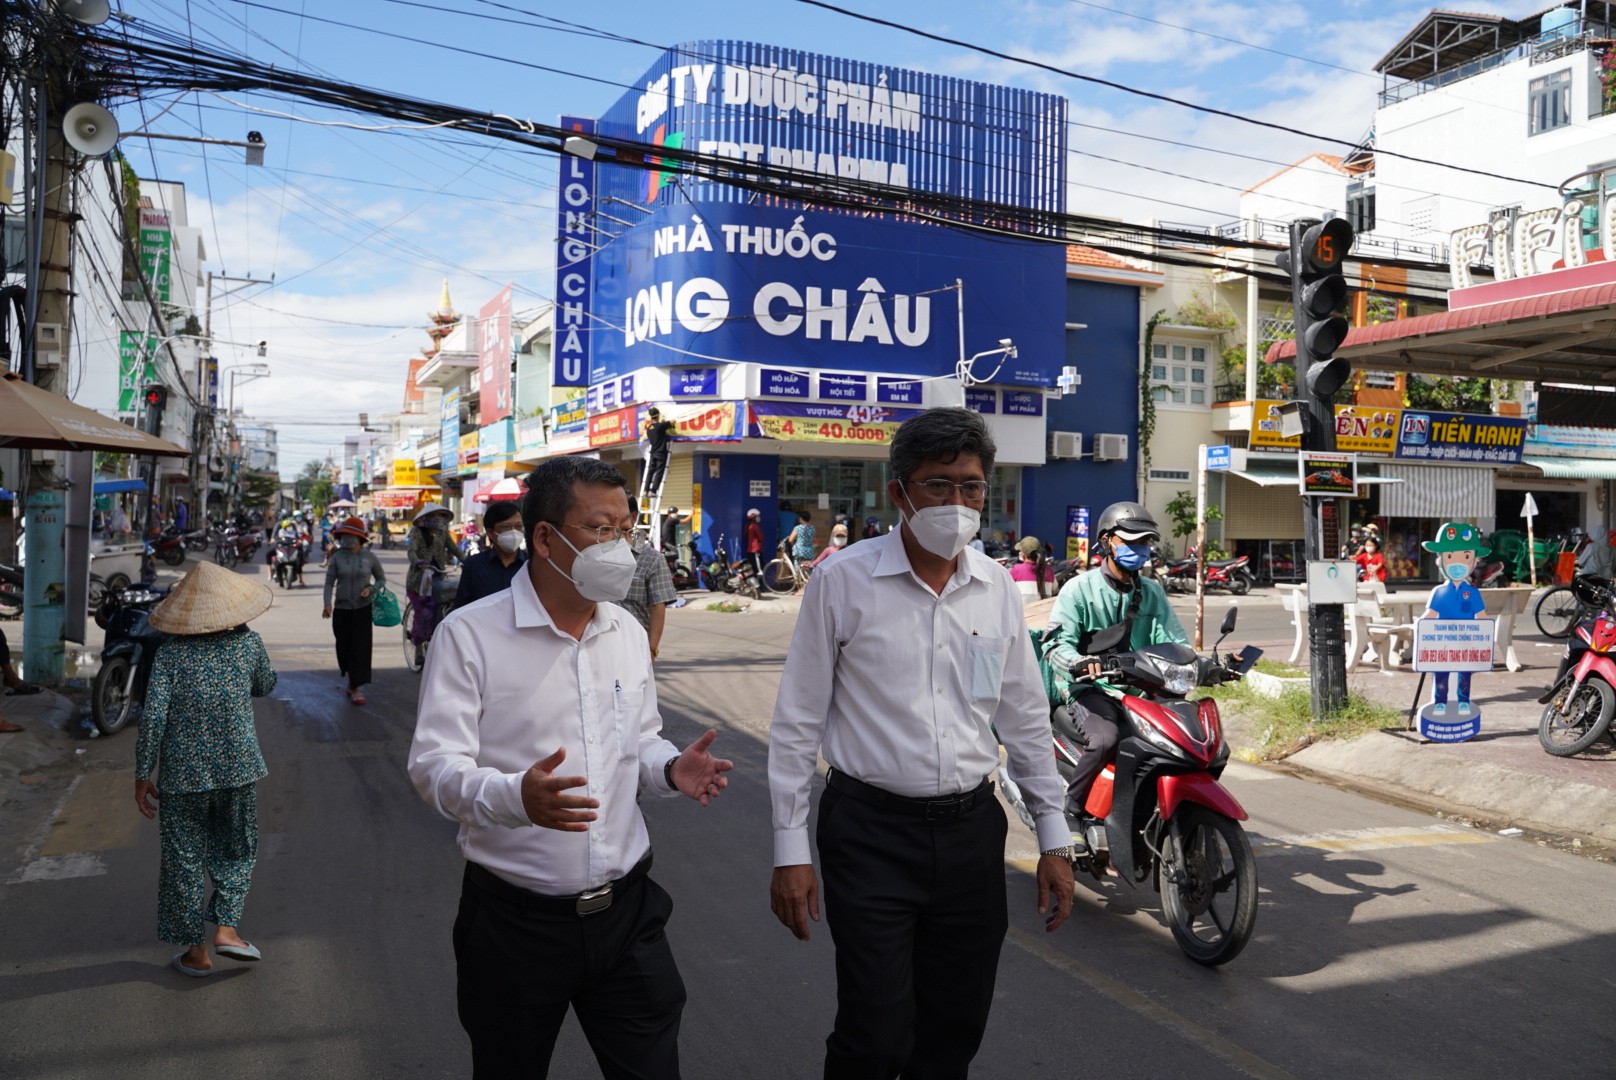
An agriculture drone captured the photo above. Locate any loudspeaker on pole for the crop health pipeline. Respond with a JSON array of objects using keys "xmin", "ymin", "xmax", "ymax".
[
  {"xmin": 54, "ymin": 0, "xmax": 111, "ymax": 25},
  {"xmin": 62, "ymin": 103, "xmax": 119, "ymax": 157}
]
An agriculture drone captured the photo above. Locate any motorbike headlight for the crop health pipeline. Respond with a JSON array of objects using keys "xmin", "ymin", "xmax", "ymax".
[{"xmin": 1159, "ymin": 661, "xmax": 1198, "ymax": 696}]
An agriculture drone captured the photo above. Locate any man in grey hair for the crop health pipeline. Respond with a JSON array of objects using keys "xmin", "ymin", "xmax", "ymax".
[{"xmin": 768, "ymin": 406, "xmax": 1074, "ymax": 1079}]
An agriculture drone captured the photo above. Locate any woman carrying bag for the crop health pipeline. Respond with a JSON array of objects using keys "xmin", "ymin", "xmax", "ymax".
[
  {"xmin": 133, "ymin": 562, "xmax": 277, "ymax": 977},
  {"xmin": 323, "ymin": 515, "xmax": 386, "ymax": 706}
]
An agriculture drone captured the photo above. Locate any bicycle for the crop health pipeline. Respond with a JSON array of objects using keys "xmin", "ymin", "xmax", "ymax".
[
  {"xmin": 1535, "ymin": 573, "xmax": 1613, "ymax": 638},
  {"xmin": 403, "ymin": 561, "xmax": 459, "ymax": 672},
  {"xmin": 763, "ymin": 541, "xmax": 812, "ymax": 594}
]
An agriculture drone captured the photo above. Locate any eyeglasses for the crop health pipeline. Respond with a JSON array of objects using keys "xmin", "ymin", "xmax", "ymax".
[
  {"xmin": 554, "ymin": 522, "xmax": 634, "ymax": 545},
  {"xmin": 905, "ymin": 479, "xmax": 990, "ymax": 504}
]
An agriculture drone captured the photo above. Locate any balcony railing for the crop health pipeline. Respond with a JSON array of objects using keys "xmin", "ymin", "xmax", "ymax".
[{"xmin": 1378, "ymin": 24, "xmax": 1614, "ymax": 107}]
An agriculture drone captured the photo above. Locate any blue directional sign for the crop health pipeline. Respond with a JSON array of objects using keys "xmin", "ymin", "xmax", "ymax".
[{"xmin": 1205, "ymin": 445, "xmax": 1233, "ymax": 471}]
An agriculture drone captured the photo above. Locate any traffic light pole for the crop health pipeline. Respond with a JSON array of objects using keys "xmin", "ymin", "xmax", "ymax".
[{"xmin": 1284, "ymin": 218, "xmax": 1354, "ymax": 717}]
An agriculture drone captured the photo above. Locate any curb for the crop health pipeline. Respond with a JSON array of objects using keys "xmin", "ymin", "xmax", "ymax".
[{"xmin": 1283, "ymin": 731, "xmax": 1616, "ymax": 845}]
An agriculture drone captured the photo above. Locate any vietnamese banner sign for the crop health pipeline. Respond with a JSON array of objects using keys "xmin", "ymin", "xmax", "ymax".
[
  {"xmin": 662, "ymin": 401, "xmax": 741, "ymax": 441},
  {"xmin": 589, "ymin": 406, "xmax": 639, "ymax": 448},
  {"xmin": 1394, "ymin": 410, "xmax": 1526, "ymax": 465},
  {"xmin": 478, "ymin": 284, "xmax": 514, "ymax": 426},
  {"xmin": 392, "ymin": 460, "xmax": 420, "ymax": 487},
  {"xmin": 1251, "ymin": 401, "xmax": 1400, "ymax": 455},
  {"xmin": 117, "ymin": 331, "xmax": 158, "ymax": 415},
  {"xmin": 554, "ymin": 116, "xmax": 595, "ymax": 389},
  {"xmin": 1299, "ymin": 452, "xmax": 1357, "ymax": 497},
  {"xmin": 138, "ymin": 209, "xmax": 172, "ymax": 302},
  {"xmin": 1066, "ymin": 505, "xmax": 1090, "ymax": 563},
  {"xmin": 441, "ymin": 387, "xmax": 461, "ymax": 472},
  {"xmin": 750, "ymin": 401, "xmax": 923, "ymax": 445}
]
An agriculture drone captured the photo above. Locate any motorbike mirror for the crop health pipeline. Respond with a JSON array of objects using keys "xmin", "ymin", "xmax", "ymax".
[{"xmin": 1220, "ymin": 606, "xmax": 1238, "ymax": 635}]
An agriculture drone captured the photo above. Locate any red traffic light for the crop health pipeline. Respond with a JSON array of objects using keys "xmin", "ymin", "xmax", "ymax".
[
  {"xmin": 1301, "ymin": 218, "xmax": 1353, "ymax": 273},
  {"xmin": 143, "ymin": 385, "xmax": 168, "ymax": 409}
]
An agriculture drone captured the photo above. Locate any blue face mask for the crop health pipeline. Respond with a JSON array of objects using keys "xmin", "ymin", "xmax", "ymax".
[
  {"xmin": 1112, "ymin": 541, "xmax": 1151, "ymax": 571},
  {"xmin": 1444, "ymin": 561, "xmax": 1469, "ymax": 582}
]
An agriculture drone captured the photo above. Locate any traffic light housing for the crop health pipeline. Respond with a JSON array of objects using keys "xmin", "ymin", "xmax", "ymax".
[
  {"xmin": 143, "ymin": 385, "xmax": 168, "ymax": 410},
  {"xmin": 1284, "ymin": 218, "xmax": 1354, "ymax": 402}
]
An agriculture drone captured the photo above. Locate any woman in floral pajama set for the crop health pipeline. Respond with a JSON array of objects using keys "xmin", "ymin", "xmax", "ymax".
[{"xmin": 134, "ymin": 562, "xmax": 278, "ymax": 977}]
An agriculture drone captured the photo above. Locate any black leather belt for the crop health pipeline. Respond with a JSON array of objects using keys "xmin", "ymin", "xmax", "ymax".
[
  {"xmin": 825, "ymin": 768, "xmax": 994, "ymax": 822},
  {"xmin": 466, "ymin": 853, "xmax": 651, "ymax": 917}
]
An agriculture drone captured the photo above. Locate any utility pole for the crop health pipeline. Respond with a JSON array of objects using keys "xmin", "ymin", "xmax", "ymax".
[
  {"xmin": 204, "ymin": 273, "xmax": 271, "ymax": 522},
  {"xmin": 1279, "ymin": 217, "xmax": 1355, "ymax": 717}
]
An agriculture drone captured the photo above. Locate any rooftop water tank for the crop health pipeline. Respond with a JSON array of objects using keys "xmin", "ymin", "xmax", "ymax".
[{"xmin": 1541, "ymin": 6, "xmax": 1579, "ymax": 40}]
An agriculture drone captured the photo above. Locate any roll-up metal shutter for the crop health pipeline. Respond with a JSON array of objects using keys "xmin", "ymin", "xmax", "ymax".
[
  {"xmin": 1380, "ymin": 463, "xmax": 1492, "ymax": 518},
  {"xmin": 661, "ymin": 453, "xmax": 694, "ymax": 511},
  {"xmin": 1223, "ymin": 476, "xmax": 1305, "ymax": 540}
]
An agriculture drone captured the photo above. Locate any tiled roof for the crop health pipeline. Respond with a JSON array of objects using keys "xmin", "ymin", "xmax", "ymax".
[{"xmin": 1066, "ymin": 244, "xmax": 1140, "ymax": 271}]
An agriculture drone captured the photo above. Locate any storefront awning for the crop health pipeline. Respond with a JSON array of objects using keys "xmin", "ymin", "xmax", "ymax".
[
  {"xmin": 1523, "ymin": 455, "xmax": 1616, "ymax": 480},
  {"xmin": 1229, "ymin": 460, "xmax": 1402, "ymax": 488},
  {"xmin": 93, "ymin": 478, "xmax": 147, "ymax": 494}
]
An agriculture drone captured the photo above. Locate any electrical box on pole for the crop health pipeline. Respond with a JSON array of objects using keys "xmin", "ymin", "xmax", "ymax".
[{"xmin": 1279, "ymin": 217, "xmax": 1355, "ymax": 717}]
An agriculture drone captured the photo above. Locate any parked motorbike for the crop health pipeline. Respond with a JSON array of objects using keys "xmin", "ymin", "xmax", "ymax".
[
  {"xmin": 1002, "ymin": 607, "xmax": 1263, "ymax": 966},
  {"xmin": 704, "ymin": 533, "xmax": 761, "ymax": 599},
  {"xmin": 92, "ymin": 586, "xmax": 169, "ymax": 735},
  {"xmin": 1160, "ymin": 551, "xmax": 1254, "ymax": 596},
  {"xmin": 1470, "ymin": 556, "xmax": 1508, "ymax": 588},
  {"xmin": 0, "ymin": 560, "xmax": 22, "ymax": 619},
  {"xmin": 666, "ymin": 535, "xmax": 700, "ymax": 591},
  {"xmin": 1538, "ymin": 575, "xmax": 1616, "ymax": 756},
  {"xmin": 182, "ymin": 528, "xmax": 212, "ymax": 553},
  {"xmin": 150, "ymin": 527, "xmax": 188, "ymax": 567}
]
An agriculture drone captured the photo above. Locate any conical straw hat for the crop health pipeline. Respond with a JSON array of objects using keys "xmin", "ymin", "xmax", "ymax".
[{"xmin": 148, "ymin": 561, "xmax": 274, "ymax": 635}]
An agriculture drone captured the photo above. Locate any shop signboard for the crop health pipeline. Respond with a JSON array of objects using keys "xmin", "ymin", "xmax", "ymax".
[
  {"xmin": 1528, "ymin": 424, "xmax": 1616, "ymax": 456},
  {"xmin": 1251, "ymin": 400, "xmax": 1400, "ymax": 455},
  {"xmin": 819, "ymin": 373, "xmax": 867, "ymax": 402},
  {"xmin": 553, "ymin": 116, "xmax": 594, "ymax": 388},
  {"xmin": 750, "ymin": 401, "xmax": 923, "ymax": 445},
  {"xmin": 515, "ymin": 415, "xmax": 547, "ymax": 455},
  {"xmin": 1002, "ymin": 391, "xmax": 1044, "ymax": 417},
  {"xmin": 1299, "ymin": 452, "xmax": 1356, "ymax": 496},
  {"xmin": 552, "ymin": 397, "xmax": 587, "ymax": 431},
  {"xmin": 458, "ymin": 433, "xmax": 479, "ymax": 477},
  {"xmin": 759, "ymin": 368, "xmax": 810, "ymax": 399},
  {"xmin": 441, "ymin": 387, "xmax": 461, "ymax": 472},
  {"xmin": 1066, "ymin": 505, "xmax": 1089, "ymax": 563},
  {"xmin": 965, "ymin": 388, "xmax": 996, "ymax": 414},
  {"xmin": 589, "ymin": 405, "xmax": 639, "ymax": 448},
  {"xmin": 876, "ymin": 377, "xmax": 922, "ymax": 405},
  {"xmin": 1395, "ymin": 410, "xmax": 1526, "ymax": 465},
  {"xmin": 138, "ymin": 209, "xmax": 172, "ymax": 302},
  {"xmin": 478, "ymin": 284, "xmax": 514, "ymax": 426},
  {"xmin": 392, "ymin": 459, "xmax": 420, "ymax": 487},
  {"xmin": 117, "ymin": 331, "xmax": 158, "ymax": 415},
  {"xmin": 478, "ymin": 418, "xmax": 514, "ymax": 469},
  {"xmin": 670, "ymin": 367, "xmax": 718, "ymax": 397},
  {"xmin": 661, "ymin": 401, "xmax": 741, "ymax": 441}
]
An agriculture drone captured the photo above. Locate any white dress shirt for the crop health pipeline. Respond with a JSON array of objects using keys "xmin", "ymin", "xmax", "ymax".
[
  {"xmin": 768, "ymin": 528, "xmax": 1070, "ymax": 866},
  {"xmin": 408, "ymin": 570, "xmax": 681, "ymax": 895}
]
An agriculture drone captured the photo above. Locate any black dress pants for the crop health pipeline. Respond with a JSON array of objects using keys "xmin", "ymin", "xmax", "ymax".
[
  {"xmin": 330, "ymin": 605, "xmax": 372, "ymax": 691},
  {"xmin": 816, "ymin": 783, "xmax": 1009, "ymax": 1080},
  {"xmin": 645, "ymin": 452, "xmax": 670, "ymax": 497},
  {"xmin": 453, "ymin": 863, "xmax": 686, "ymax": 1080}
]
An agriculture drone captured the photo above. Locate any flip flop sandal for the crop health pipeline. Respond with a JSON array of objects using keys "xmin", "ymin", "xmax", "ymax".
[
  {"xmin": 171, "ymin": 953, "xmax": 212, "ymax": 977},
  {"xmin": 215, "ymin": 941, "xmax": 261, "ymax": 962}
]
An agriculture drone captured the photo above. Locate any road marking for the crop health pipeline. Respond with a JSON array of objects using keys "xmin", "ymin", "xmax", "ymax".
[
  {"xmin": 1005, "ymin": 926, "xmax": 1300, "ymax": 1080},
  {"xmin": 1252, "ymin": 825, "xmax": 1497, "ymax": 854},
  {"xmin": 8, "ymin": 852, "xmax": 106, "ymax": 883}
]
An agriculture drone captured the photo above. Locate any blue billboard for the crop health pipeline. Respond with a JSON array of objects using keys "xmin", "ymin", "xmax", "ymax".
[{"xmin": 588, "ymin": 201, "xmax": 1064, "ymax": 386}]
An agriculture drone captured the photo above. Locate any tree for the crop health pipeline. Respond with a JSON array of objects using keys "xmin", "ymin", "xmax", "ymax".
[
  {"xmin": 1165, "ymin": 490, "xmax": 1224, "ymax": 559},
  {"xmin": 240, "ymin": 469, "xmax": 281, "ymax": 510}
]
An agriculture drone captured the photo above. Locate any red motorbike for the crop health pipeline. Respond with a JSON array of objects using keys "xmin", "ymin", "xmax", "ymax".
[
  {"xmin": 1159, "ymin": 551, "xmax": 1253, "ymax": 595},
  {"xmin": 1003, "ymin": 608, "xmax": 1263, "ymax": 965},
  {"xmin": 1538, "ymin": 575, "xmax": 1616, "ymax": 756}
]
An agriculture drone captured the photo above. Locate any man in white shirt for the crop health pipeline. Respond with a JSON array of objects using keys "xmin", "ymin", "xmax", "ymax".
[
  {"xmin": 768, "ymin": 407, "xmax": 1074, "ymax": 1080},
  {"xmin": 409, "ymin": 456, "xmax": 732, "ymax": 1079}
]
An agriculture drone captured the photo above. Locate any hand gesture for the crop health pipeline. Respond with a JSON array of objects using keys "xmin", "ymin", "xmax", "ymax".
[
  {"xmin": 135, "ymin": 778, "xmax": 160, "ymax": 820},
  {"xmin": 669, "ymin": 729, "xmax": 733, "ymax": 806},
  {"xmin": 520, "ymin": 747, "xmax": 598, "ymax": 831},
  {"xmin": 1036, "ymin": 853, "xmax": 1075, "ymax": 932},
  {"xmin": 770, "ymin": 864, "xmax": 820, "ymax": 941}
]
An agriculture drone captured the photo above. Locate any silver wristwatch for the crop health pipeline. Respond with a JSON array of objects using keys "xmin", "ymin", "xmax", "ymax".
[{"xmin": 1041, "ymin": 846, "xmax": 1075, "ymax": 861}]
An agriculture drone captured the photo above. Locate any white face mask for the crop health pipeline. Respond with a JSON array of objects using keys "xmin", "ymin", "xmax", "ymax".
[
  {"xmin": 900, "ymin": 489, "xmax": 981, "ymax": 561},
  {"xmin": 495, "ymin": 530, "xmax": 524, "ymax": 554},
  {"xmin": 547, "ymin": 527, "xmax": 636, "ymax": 602},
  {"xmin": 832, "ymin": 536, "xmax": 847, "ymax": 548}
]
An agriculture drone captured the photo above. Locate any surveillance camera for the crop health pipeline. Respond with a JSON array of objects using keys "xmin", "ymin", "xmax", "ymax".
[{"xmin": 998, "ymin": 338, "xmax": 1012, "ymax": 348}]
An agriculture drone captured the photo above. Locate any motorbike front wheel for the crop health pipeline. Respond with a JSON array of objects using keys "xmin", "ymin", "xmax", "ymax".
[
  {"xmin": 1160, "ymin": 804, "xmax": 1258, "ymax": 967},
  {"xmin": 160, "ymin": 545, "xmax": 186, "ymax": 567},
  {"xmin": 92, "ymin": 654, "xmax": 135, "ymax": 735},
  {"xmin": 1538, "ymin": 679, "xmax": 1615, "ymax": 756}
]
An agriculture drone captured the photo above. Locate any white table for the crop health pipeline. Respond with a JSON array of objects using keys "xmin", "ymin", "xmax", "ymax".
[{"xmin": 1477, "ymin": 586, "xmax": 1534, "ymax": 672}]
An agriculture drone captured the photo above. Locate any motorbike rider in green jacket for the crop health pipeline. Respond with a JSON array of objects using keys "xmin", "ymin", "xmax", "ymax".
[{"xmin": 1043, "ymin": 502, "xmax": 1188, "ymax": 831}]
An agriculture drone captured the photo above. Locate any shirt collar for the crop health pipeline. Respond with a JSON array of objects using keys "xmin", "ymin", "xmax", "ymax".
[
  {"xmin": 509, "ymin": 565, "xmax": 621, "ymax": 639},
  {"xmin": 871, "ymin": 526, "xmax": 993, "ymax": 588}
]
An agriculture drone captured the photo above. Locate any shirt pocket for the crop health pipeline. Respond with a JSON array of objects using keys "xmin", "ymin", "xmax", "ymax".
[
  {"xmin": 968, "ymin": 635, "xmax": 1012, "ymax": 702},
  {"xmin": 614, "ymin": 688, "xmax": 646, "ymax": 761}
]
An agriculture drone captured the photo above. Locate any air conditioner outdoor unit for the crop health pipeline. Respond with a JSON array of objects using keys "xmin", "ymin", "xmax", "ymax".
[
  {"xmin": 1094, "ymin": 433, "xmax": 1129, "ymax": 461},
  {"xmin": 1048, "ymin": 431, "xmax": 1082, "ymax": 460},
  {"xmin": 34, "ymin": 322, "xmax": 63, "ymax": 367}
]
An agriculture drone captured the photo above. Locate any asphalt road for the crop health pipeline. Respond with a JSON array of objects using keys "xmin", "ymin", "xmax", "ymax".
[{"xmin": 2, "ymin": 556, "xmax": 1614, "ymax": 1079}]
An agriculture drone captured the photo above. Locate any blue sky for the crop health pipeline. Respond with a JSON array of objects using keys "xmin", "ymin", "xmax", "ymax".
[{"xmin": 104, "ymin": 0, "xmax": 1547, "ymax": 472}]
